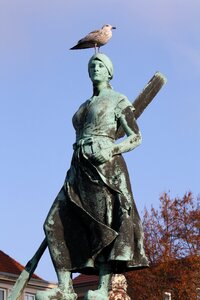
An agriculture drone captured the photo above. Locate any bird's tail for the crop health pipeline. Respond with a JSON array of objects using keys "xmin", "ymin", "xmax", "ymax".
[{"xmin": 70, "ymin": 42, "xmax": 95, "ymax": 50}]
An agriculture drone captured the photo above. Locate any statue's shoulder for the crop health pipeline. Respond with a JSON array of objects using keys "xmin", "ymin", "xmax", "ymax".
[
  {"xmin": 108, "ymin": 89, "xmax": 128, "ymax": 102},
  {"xmin": 108, "ymin": 89, "xmax": 133, "ymax": 108},
  {"xmin": 107, "ymin": 89, "xmax": 135, "ymax": 119},
  {"xmin": 77, "ymin": 99, "xmax": 90, "ymax": 110}
]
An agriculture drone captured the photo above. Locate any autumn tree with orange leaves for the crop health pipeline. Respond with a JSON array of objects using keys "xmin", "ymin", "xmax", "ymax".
[{"xmin": 126, "ymin": 192, "xmax": 200, "ymax": 300}]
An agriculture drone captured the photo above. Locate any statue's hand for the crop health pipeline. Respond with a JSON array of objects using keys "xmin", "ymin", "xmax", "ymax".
[{"xmin": 92, "ymin": 147, "xmax": 113, "ymax": 164}]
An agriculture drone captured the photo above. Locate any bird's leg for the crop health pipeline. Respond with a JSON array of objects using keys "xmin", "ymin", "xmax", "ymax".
[{"xmin": 94, "ymin": 43, "xmax": 97, "ymax": 54}]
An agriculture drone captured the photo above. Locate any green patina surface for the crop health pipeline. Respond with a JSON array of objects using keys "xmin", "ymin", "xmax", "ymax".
[
  {"xmin": 8, "ymin": 52, "xmax": 167, "ymax": 300},
  {"xmin": 35, "ymin": 53, "xmax": 149, "ymax": 300}
]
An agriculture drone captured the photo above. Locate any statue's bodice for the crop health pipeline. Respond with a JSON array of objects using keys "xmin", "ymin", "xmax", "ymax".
[{"xmin": 72, "ymin": 89, "xmax": 132, "ymax": 142}]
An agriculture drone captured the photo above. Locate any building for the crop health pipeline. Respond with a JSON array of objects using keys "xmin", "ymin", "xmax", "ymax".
[
  {"xmin": 73, "ymin": 274, "xmax": 98, "ymax": 300},
  {"xmin": 0, "ymin": 250, "xmax": 56, "ymax": 300}
]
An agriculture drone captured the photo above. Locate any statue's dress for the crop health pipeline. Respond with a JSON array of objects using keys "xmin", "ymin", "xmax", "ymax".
[{"xmin": 44, "ymin": 89, "xmax": 148, "ymax": 274}]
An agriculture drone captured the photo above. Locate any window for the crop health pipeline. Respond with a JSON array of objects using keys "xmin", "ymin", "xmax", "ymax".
[
  {"xmin": 197, "ymin": 288, "xmax": 200, "ymax": 300},
  {"xmin": 25, "ymin": 294, "xmax": 35, "ymax": 300},
  {"xmin": 163, "ymin": 292, "xmax": 171, "ymax": 300},
  {"xmin": 0, "ymin": 289, "xmax": 6, "ymax": 300}
]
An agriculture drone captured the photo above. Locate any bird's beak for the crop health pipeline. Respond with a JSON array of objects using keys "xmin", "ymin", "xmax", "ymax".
[{"xmin": 112, "ymin": 26, "xmax": 116, "ymax": 29}]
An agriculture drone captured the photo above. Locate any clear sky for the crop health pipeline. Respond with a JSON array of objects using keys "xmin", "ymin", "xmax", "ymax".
[{"xmin": 1, "ymin": 0, "xmax": 200, "ymax": 282}]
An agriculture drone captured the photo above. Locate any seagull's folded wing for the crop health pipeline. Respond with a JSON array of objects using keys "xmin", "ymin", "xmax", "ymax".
[{"xmin": 78, "ymin": 30, "xmax": 101, "ymax": 44}]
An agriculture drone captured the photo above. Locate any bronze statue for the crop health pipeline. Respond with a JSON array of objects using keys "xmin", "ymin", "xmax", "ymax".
[
  {"xmin": 35, "ymin": 53, "xmax": 149, "ymax": 300},
  {"xmin": 8, "ymin": 52, "xmax": 166, "ymax": 300}
]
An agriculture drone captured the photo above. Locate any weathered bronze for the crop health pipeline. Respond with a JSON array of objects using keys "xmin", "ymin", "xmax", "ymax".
[
  {"xmin": 8, "ymin": 53, "xmax": 166, "ymax": 300},
  {"xmin": 36, "ymin": 53, "xmax": 149, "ymax": 300}
]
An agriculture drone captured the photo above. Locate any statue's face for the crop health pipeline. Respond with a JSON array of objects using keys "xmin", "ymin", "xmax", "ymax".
[{"xmin": 89, "ymin": 59, "xmax": 110, "ymax": 83}]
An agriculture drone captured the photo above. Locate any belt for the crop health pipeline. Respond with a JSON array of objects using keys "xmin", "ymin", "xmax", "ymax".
[{"xmin": 73, "ymin": 137, "xmax": 93, "ymax": 151}]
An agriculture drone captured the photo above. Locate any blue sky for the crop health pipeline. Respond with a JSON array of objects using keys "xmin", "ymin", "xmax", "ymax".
[{"xmin": 1, "ymin": 0, "xmax": 200, "ymax": 282}]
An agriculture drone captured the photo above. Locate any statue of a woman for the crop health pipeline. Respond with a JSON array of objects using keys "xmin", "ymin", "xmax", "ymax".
[{"xmin": 36, "ymin": 53, "xmax": 148, "ymax": 300}]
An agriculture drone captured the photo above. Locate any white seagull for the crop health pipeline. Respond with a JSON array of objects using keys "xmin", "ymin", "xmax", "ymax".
[{"xmin": 70, "ymin": 24, "xmax": 116, "ymax": 53}]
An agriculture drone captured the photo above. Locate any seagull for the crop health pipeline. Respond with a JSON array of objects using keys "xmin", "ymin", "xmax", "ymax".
[{"xmin": 70, "ymin": 24, "xmax": 116, "ymax": 53}]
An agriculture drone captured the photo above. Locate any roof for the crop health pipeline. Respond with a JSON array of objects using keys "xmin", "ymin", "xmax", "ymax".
[
  {"xmin": 0, "ymin": 250, "xmax": 41, "ymax": 280},
  {"xmin": 73, "ymin": 274, "xmax": 98, "ymax": 285}
]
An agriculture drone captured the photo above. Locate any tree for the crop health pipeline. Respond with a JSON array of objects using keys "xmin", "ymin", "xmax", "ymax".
[{"xmin": 126, "ymin": 192, "xmax": 200, "ymax": 299}]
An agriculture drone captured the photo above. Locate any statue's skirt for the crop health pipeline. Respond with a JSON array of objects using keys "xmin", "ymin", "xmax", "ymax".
[{"xmin": 44, "ymin": 148, "xmax": 149, "ymax": 274}]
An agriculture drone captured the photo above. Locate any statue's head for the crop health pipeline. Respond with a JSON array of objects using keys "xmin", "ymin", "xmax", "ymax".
[{"xmin": 88, "ymin": 53, "xmax": 114, "ymax": 83}]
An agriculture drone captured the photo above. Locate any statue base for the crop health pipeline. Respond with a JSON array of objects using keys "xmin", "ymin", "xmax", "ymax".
[
  {"xmin": 36, "ymin": 287, "xmax": 77, "ymax": 300},
  {"xmin": 84, "ymin": 290, "xmax": 109, "ymax": 300}
]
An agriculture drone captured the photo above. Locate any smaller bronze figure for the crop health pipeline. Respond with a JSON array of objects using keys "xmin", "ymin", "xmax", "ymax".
[{"xmin": 35, "ymin": 53, "xmax": 149, "ymax": 300}]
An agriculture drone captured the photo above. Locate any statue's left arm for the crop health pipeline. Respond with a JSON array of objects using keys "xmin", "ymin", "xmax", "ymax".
[{"xmin": 112, "ymin": 104, "xmax": 142, "ymax": 156}]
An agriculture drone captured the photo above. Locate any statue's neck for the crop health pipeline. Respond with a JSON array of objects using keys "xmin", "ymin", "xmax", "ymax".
[{"xmin": 92, "ymin": 82, "xmax": 110, "ymax": 96}]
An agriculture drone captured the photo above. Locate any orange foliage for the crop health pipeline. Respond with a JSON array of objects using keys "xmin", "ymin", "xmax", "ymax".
[{"xmin": 126, "ymin": 192, "xmax": 200, "ymax": 299}]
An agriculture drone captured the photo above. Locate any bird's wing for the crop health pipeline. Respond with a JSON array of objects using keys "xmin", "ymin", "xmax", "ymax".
[
  {"xmin": 78, "ymin": 30, "xmax": 102, "ymax": 44},
  {"xmin": 89, "ymin": 29, "xmax": 100, "ymax": 34}
]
